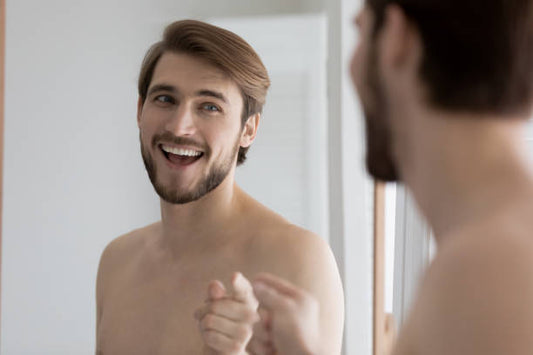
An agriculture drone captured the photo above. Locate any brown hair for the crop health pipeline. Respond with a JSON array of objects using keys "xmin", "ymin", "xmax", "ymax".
[
  {"xmin": 138, "ymin": 19, "xmax": 271, "ymax": 165},
  {"xmin": 367, "ymin": 0, "xmax": 533, "ymax": 115}
]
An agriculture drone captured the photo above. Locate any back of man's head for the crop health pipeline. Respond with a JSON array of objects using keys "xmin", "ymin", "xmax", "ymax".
[{"xmin": 367, "ymin": 0, "xmax": 533, "ymax": 116}]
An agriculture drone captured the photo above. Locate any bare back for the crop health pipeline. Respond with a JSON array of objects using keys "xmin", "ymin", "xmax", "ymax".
[{"xmin": 393, "ymin": 195, "xmax": 533, "ymax": 355}]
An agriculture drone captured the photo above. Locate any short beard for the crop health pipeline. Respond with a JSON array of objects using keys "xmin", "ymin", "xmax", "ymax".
[
  {"xmin": 140, "ymin": 132, "xmax": 241, "ymax": 204},
  {"xmin": 364, "ymin": 42, "xmax": 399, "ymax": 182}
]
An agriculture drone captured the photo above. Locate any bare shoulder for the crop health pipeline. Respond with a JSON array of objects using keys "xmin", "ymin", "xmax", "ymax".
[
  {"xmin": 241, "ymin": 197, "xmax": 344, "ymax": 352},
  {"xmin": 98, "ymin": 223, "xmax": 157, "ymax": 272},
  {"xmin": 96, "ymin": 223, "xmax": 158, "ymax": 301},
  {"xmin": 409, "ymin": 224, "xmax": 533, "ymax": 355},
  {"xmin": 243, "ymin": 200, "xmax": 336, "ymax": 287}
]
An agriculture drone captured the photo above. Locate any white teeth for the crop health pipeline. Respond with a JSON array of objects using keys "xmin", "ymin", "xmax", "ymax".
[{"xmin": 161, "ymin": 145, "xmax": 202, "ymax": 157}]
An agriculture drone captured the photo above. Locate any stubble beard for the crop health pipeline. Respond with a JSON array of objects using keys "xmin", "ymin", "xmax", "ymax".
[
  {"xmin": 363, "ymin": 43, "xmax": 400, "ymax": 182},
  {"xmin": 140, "ymin": 132, "xmax": 241, "ymax": 204}
]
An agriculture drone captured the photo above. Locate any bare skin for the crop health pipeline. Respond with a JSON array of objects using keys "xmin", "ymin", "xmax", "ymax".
[
  {"xmin": 360, "ymin": 7, "xmax": 533, "ymax": 354},
  {"xmin": 252, "ymin": 4, "xmax": 533, "ymax": 355},
  {"xmin": 95, "ymin": 52, "xmax": 344, "ymax": 355},
  {"xmin": 96, "ymin": 188, "xmax": 343, "ymax": 355}
]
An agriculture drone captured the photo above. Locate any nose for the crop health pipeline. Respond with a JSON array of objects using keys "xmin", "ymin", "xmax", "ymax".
[{"xmin": 165, "ymin": 103, "xmax": 196, "ymax": 136}]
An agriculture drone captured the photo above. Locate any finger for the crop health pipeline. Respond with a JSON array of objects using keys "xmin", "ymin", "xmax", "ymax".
[
  {"xmin": 252, "ymin": 316, "xmax": 272, "ymax": 343},
  {"xmin": 253, "ymin": 273, "xmax": 303, "ymax": 298},
  {"xmin": 253, "ymin": 281, "xmax": 292, "ymax": 312},
  {"xmin": 207, "ymin": 280, "xmax": 226, "ymax": 301},
  {"xmin": 200, "ymin": 298, "xmax": 259, "ymax": 323},
  {"xmin": 247, "ymin": 336, "xmax": 275, "ymax": 355},
  {"xmin": 199, "ymin": 313, "xmax": 252, "ymax": 347},
  {"xmin": 202, "ymin": 329, "xmax": 244, "ymax": 353},
  {"xmin": 258, "ymin": 307, "xmax": 272, "ymax": 329},
  {"xmin": 231, "ymin": 272, "xmax": 258, "ymax": 306}
]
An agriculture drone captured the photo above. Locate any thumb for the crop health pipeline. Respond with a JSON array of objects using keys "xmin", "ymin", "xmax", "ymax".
[
  {"xmin": 207, "ymin": 280, "xmax": 226, "ymax": 301},
  {"xmin": 231, "ymin": 272, "xmax": 256, "ymax": 305}
]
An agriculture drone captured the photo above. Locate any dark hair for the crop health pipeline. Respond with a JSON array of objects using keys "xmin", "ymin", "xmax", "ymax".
[
  {"xmin": 138, "ymin": 20, "xmax": 271, "ymax": 165},
  {"xmin": 367, "ymin": 0, "xmax": 533, "ymax": 115}
]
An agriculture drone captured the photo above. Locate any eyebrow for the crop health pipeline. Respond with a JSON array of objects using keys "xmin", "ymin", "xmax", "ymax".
[
  {"xmin": 147, "ymin": 84, "xmax": 228, "ymax": 104},
  {"xmin": 195, "ymin": 90, "xmax": 228, "ymax": 104},
  {"xmin": 147, "ymin": 84, "xmax": 176, "ymax": 97}
]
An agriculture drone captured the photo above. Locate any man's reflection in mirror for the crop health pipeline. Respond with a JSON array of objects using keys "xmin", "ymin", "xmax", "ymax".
[{"xmin": 95, "ymin": 20, "xmax": 344, "ymax": 354}]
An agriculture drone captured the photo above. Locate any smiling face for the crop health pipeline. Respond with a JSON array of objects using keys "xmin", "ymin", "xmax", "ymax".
[
  {"xmin": 351, "ymin": 6, "xmax": 399, "ymax": 182},
  {"xmin": 138, "ymin": 52, "xmax": 249, "ymax": 204}
]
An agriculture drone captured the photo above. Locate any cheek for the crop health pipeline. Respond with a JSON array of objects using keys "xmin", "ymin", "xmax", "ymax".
[
  {"xmin": 138, "ymin": 120, "xmax": 152, "ymax": 141},
  {"xmin": 350, "ymin": 42, "xmax": 366, "ymax": 94},
  {"xmin": 202, "ymin": 125, "xmax": 236, "ymax": 153}
]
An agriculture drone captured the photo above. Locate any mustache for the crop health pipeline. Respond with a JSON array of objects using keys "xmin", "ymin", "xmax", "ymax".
[{"xmin": 152, "ymin": 131, "xmax": 207, "ymax": 152}]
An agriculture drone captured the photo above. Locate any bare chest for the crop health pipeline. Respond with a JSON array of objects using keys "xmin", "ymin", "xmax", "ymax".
[{"xmin": 98, "ymin": 257, "xmax": 250, "ymax": 354}]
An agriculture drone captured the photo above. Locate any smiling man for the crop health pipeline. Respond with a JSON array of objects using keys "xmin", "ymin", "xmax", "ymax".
[{"xmin": 94, "ymin": 20, "xmax": 344, "ymax": 355}]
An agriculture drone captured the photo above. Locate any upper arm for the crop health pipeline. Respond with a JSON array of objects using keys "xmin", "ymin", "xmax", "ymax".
[
  {"xmin": 412, "ymin": 235, "xmax": 533, "ymax": 355},
  {"xmin": 95, "ymin": 242, "xmax": 113, "ymax": 353},
  {"xmin": 271, "ymin": 228, "xmax": 345, "ymax": 354},
  {"xmin": 95, "ymin": 245, "xmax": 109, "ymax": 331},
  {"xmin": 95, "ymin": 236, "xmax": 128, "ymax": 354}
]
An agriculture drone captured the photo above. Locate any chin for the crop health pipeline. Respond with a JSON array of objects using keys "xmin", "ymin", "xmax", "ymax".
[{"xmin": 366, "ymin": 149, "xmax": 400, "ymax": 182}]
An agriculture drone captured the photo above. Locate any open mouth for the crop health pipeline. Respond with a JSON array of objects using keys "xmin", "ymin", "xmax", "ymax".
[{"xmin": 160, "ymin": 144, "xmax": 204, "ymax": 166}]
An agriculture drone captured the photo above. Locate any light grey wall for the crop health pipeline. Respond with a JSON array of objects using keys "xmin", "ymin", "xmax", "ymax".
[
  {"xmin": 299, "ymin": 0, "xmax": 325, "ymax": 12},
  {"xmin": 154, "ymin": 0, "xmax": 303, "ymax": 17}
]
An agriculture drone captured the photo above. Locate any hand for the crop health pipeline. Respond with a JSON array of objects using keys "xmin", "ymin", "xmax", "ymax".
[
  {"xmin": 251, "ymin": 273, "xmax": 321, "ymax": 355},
  {"xmin": 195, "ymin": 272, "xmax": 260, "ymax": 355},
  {"xmin": 246, "ymin": 308, "xmax": 276, "ymax": 355}
]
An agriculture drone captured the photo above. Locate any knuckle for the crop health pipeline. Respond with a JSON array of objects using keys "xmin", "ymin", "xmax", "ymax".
[
  {"xmin": 204, "ymin": 330, "xmax": 220, "ymax": 346},
  {"xmin": 244, "ymin": 309, "xmax": 259, "ymax": 323},
  {"xmin": 202, "ymin": 314, "xmax": 216, "ymax": 329},
  {"xmin": 209, "ymin": 301, "xmax": 221, "ymax": 313},
  {"xmin": 248, "ymin": 294, "xmax": 259, "ymax": 308},
  {"xmin": 237, "ymin": 324, "xmax": 252, "ymax": 341}
]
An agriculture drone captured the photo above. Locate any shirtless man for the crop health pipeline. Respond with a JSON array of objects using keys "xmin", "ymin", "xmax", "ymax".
[
  {"xmin": 249, "ymin": 0, "xmax": 533, "ymax": 354},
  {"xmin": 94, "ymin": 20, "xmax": 343, "ymax": 354}
]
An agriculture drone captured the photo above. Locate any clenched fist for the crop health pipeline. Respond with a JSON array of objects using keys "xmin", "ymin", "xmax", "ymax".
[{"xmin": 195, "ymin": 272, "xmax": 260, "ymax": 355}]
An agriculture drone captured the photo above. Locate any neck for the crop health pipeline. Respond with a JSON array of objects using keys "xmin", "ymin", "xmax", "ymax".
[
  {"xmin": 396, "ymin": 106, "xmax": 533, "ymax": 243},
  {"xmin": 158, "ymin": 169, "xmax": 245, "ymax": 253}
]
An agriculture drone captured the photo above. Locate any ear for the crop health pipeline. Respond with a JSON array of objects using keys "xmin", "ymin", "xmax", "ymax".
[
  {"xmin": 240, "ymin": 113, "xmax": 261, "ymax": 148},
  {"xmin": 137, "ymin": 96, "xmax": 144, "ymax": 127},
  {"xmin": 379, "ymin": 4, "xmax": 422, "ymax": 74}
]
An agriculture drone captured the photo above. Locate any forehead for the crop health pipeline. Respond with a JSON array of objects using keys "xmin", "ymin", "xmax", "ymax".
[{"xmin": 150, "ymin": 52, "xmax": 243, "ymax": 104}]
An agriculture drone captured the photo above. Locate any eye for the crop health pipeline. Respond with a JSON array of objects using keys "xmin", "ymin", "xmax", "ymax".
[
  {"xmin": 154, "ymin": 95, "xmax": 175, "ymax": 105},
  {"xmin": 201, "ymin": 103, "xmax": 221, "ymax": 113}
]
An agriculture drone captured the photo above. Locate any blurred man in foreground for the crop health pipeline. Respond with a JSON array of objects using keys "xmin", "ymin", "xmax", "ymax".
[{"xmin": 250, "ymin": 0, "xmax": 533, "ymax": 354}]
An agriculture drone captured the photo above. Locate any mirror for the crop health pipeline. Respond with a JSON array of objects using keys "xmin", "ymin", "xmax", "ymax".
[{"xmin": 1, "ymin": 0, "xmax": 380, "ymax": 354}]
